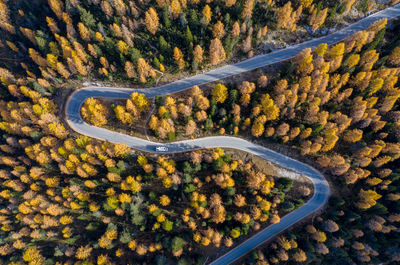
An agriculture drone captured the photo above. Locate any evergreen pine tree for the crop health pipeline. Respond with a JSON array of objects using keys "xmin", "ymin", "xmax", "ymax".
[
  {"xmin": 159, "ymin": 35, "xmax": 169, "ymax": 54},
  {"xmin": 162, "ymin": 6, "xmax": 171, "ymax": 28},
  {"xmin": 185, "ymin": 26, "xmax": 193, "ymax": 48}
]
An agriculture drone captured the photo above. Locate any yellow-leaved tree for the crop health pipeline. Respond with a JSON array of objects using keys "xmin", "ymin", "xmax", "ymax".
[
  {"xmin": 145, "ymin": 8, "xmax": 159, "ymax": 35},
  {"xmin": 209, "ymin": 38, "xmax": 226, "ymax": 65},
  {"xmin": 260, "ymin": 94, "xmax": 280, "ymax": 121},
  {"xmin": 212, "ymin": 84, "xmax": 228, "ymax": 103}
]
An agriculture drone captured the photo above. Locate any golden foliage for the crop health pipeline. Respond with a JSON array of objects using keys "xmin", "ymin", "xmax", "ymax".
[
  {"xmin": 145, "ymin": 8, "xmax": 159, "ymax": 35},
  {"xmin": 202, "ymin": 5, "xmax": 212, "ymax": 25},
  {"xmin": 356, "ymin": 189, "xmax": 382, "ymax": 209},
  {"xmin": 171, "ymin": 0, "xmax": 182, "ymax": 19},
  {"xmin": 137, "ymin": 58, "xmax": 156, "ymax": 83},
  {"xmin": 81, "ymin": 98, "xmax": 109, "ymax": 126},
  {"xmin": 212, "ymin": 83, "xmax": 228, "ymax": 103},
  {"xmin": 277, "ymin": 2, "xmax": 302, "ymax": 31},
  {"xmin": 309, "ymin": 8, "xmax": 328, "ymax": 31}
]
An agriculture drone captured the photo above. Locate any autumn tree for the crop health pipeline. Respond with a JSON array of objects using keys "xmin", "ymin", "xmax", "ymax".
[
  {"xmin": 224, "ymin": 0, "xmax": 237, "ymax": 7},
  {"xmin": 81, "ymin": 98, "xmax": 109, "ymax": 126},
  {"xmin": 295, "ymin": 48, "xmax": 314, "ymax": 75},
  {"xmin": 129, "ymin": 92, "xmax": 149, "ymax": 113},
  {"xmin": 185, "ymin": 120, "xmax": 197, "ymax": 136},
  {"xmin": 231, "ymin": 21, "xmax": 240, "ymax": 38},
  {"xmin": 241, "ymin": 0, "xmax": 255, "ymax": 19},
  {"xmin": 137, "ymin": 58, "xmax": 156, "ymax": 83},
  {"xmin": 114, "ymin": 0, "xmax": 127, "ymax": 16},
  {"xmin": 145, "ymin": 8, "xmax": 159, "ymax": 35},
  {"xmin": 212, "ymin": 84, "xmax": 228, "ymax": 103},
  {"xmin": 309, "ymin": 8, "xmax": 328, "ymax": 31},
  {"xmin": 173, "ymin": 47, "xmax": 185, "ymax": 70},
  {"xmin": 0, "ymin": 1, "xmax": 15, "ymax": 34},
  {"xmin": 170, "ymin": 0, "xmax": 182, "ymax": 19},
  {"xmin": 48, "ymin": 0, "xmax": 63, "ymax": 19},
  {"xmin": 114, "ymin": 105, "xmax": 134, "ymax": 125},
  {"xmin": 277, "ymin": 2, "xmax": 302, "ymax": 31},
  {"xmin": 387, "ymin": 46, "xmax": 400, "ymax": 65},
  {"xmin": 343, "ymin": 129, "xmax": 363, "ymax": 143},
  {"xmin": 202, "ymin": 5, "xmax": 212, "ymax": 25},
  {"xmin": 260, "ymin": 94, "xmax": 280, "ymax": 121},
  {"xmin": 125, "ymin": 61, "xmax": 136, "ymax": 79},
  {"xmin": 356, "ymin": 189, "xmax": 382, "ymax": 209},
  {"xmin": 209, "ymin": 38, "xmax": 226, "ymax": 65},
  {"xmin": 212, "ymin": 21, "xmax": 226, "ymax": 39},
  {"xmin": 193, "ymin": 45, "xmax": 204, "ymax": 64}
]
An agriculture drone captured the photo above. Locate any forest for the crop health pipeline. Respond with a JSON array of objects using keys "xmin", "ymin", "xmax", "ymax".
[
  {"xmin": 0, "ymin": 0, "xmax": 400, "ymax": 264},
  {"xmin": 0, "ymin": 0, "xmax": 397, "ymax": 87},
  {"xmin": 85, "ymin": 17, "xmax": 400, "ymax": 264}
]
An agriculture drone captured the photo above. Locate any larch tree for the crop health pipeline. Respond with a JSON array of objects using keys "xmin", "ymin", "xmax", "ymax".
[
  {"xmin": 72, "ymin": 52, "xmax": 88, "ymax": 76},
  {"xmin": 124, "ymin": 61, "xmax": 136, "ymax": 79},
  {"xmin": 137, "ymin": 58, "xmax": 156, "ymax": 83},
  {"xmin": 379, "ymin": 95, "xmax": 400, "ymax": 113},
  {"xmin": 224, "ymin": 0, "xmax": 237, "ymax": 7},
  {"xmin": 343, "ymin": 0, "xmax": 356, "ymax": 14},
  {"xmin": 95, "ymin": 32, "xmax": 104, "ymax": 42},
  {"xmin": 110, "ymin": 23, "xmax": 123, "ymax": 38},
  {"xmin": 0, "ymin": 0, "xmax": 15, "ymax": 34},
  {"xmin": 209, "ymin": 38, "xmax": 226, "ymax": 65},
  {"xmin": 212, "ymin": 21, "xmax": 226, "ymax": 39},
  {"xmin": 29, "ymin": 48, "xmax": 47, "ymax": 67},
  {"xmin": 173, "ymin": 47, "xmax": 185, "ymax": 69},
  {"xmin": 356, "ymin": 189, "xmax": 382, "ymax": 209},
  {"xmin": 276, "ymin": 2, "xmax": 302, "ymax": 31},
  {"xmin": 231, "ymin": 21, "xmax": 240, "ymax": 38},
  {"xmin": 193, "ymin": 45, "xmax": 204, "ymax": 64},
  {"xmin": 295, "ymin": 48, "xmax": 314, "ymax": 75},
  {"xmin": 114, "ymin": 0, "xmax": 127, "ymax": 16},
  {"xmin": 117, "ymin": 40, "xmax": 129, "ymax": 55},
  {"xmin": 114, "ymin": 105, "xmax": 135, "ymax": 125},
  {"xmin": 145, "ymin": 8, "xmax": 159, "ymax": 35},
  {"xmin": 212, "ymin": 84, "xmax": 228, "ymax": 103},
  {"xmin": 325, "ymin": 43, "xmax": 345, "ymax": 60},
  {"xmin": 309, "ymin": 8, "xmax": 328, "ymax": 31},
  {"xmin": 101, "ymin": 0, "xmax": 114, "ymax": 17},
  {"xmin": 20, "ymin": 27, "xmax": 36, "ymax": 45},
  {"xmin": 130, "ymin": 92, "xmax": 149, "ymax": 112},
  {"xmin": 388, "ymin": 46, "xmax": 400, "ymax": 66},
  {"xmin": 359, "ymin": 49, "xmax": 379, "ymax": 72},
  {"xmin": 171, "ymin": 0, "xmax": 182, "ymax": 19},
  {"xmin": 185, "ymin": 120, "xmax": 197, "ymax": 136},
  {"xmin": 343, "ymin": 129, "xmax": 363, "ymax": 143},
  {"xmin": 260, "ymin": 94, "xmax": 280, "ymax": 121},
  {"xmin": 202, "ymin": 5, "xmax": 212, "ymax": 25},
  {"xmin": 81, "ymin": 98, "xmax": 109, "ymax": 126},
  {"xmin": 344, "ymin": 54, "xmax": 360, "ymax": 68},
  {"xmin": 78, "ymin": 22, "xmax": 91, "ymax": 41},
  {"xmin": 299, "ymin": 0, "xmax": 314, "ymax": 8},
  {"xmin": 348, "ymin": 30, "xmax": 369, "ymax": 53},
  {"xmin": 241, "ymin": 0, "xmax": 255, "ymax": 19},
  {"xmin": 242, "ymin": 35, "xmax": 252, "ymax": 53},
  {"xmin": 251, "ymin": 122, "xmax": 265, "ymax": 137},
  {"xmin": 48, "ymin": 0, "xmax": 63, "ymax": 19},
  {"xmin": 46, "ymin": 17, "xmax": 60, "ymax": 34}
]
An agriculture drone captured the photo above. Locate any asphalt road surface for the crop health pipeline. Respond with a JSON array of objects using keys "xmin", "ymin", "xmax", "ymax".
[{"xmin": 65, "ymin": 4, "xmax": 400, "ymax": 264}]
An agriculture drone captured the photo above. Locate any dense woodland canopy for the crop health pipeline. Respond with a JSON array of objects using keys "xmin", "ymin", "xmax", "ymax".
[
  {"xmin": 244, "ymin": 20, "xmax": 400, "ymax": 264},
  {"xmin": 0, "ymin": 0, "xmax": 398, "ymax": 88},
  {"xmin": 88, "ymin": 18, "xmax": 400, "ymax": 264},
  {"xmin": 0, "ymin": 0, "xmax": 400, "ymax": 264}
]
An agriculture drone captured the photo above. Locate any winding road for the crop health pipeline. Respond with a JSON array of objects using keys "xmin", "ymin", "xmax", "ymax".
[{"xmin": 65, "ymin": 4, "xmax": 400, "ymax": 265}]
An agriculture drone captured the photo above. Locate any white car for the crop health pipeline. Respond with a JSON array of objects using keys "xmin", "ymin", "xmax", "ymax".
[{"xmin": 156, "ymin": 146, "xmax": 168, "ymax": 152}]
